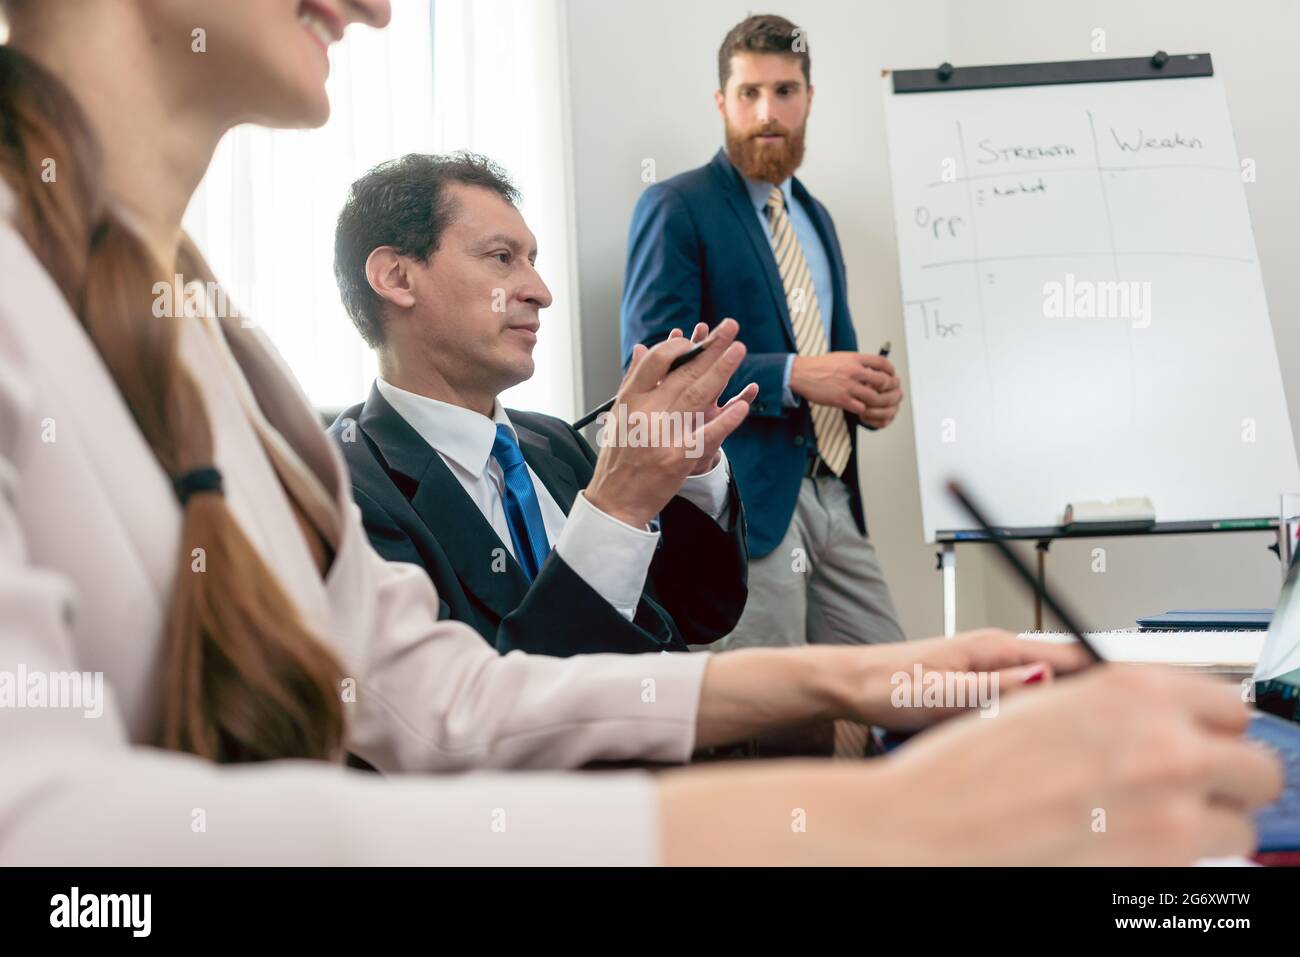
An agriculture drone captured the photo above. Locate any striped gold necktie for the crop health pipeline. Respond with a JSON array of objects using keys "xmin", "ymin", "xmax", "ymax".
[{"xmin": 765, "ymin": 186, "xmax": 851, "ymax": 476}]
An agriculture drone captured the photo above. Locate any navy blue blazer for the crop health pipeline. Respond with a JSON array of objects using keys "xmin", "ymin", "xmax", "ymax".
[
  {"xmin": 620, "ymin": 148, "xmax": 866, "ymax": 559},
  {"xmin": 329, "ymin": 385, "xmax": 749, "ymax": 656}
]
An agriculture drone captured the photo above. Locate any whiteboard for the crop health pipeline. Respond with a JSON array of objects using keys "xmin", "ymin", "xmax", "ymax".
[{"xmin": 882, "ymin": 69, "xmax": 1300, "ymax": 542}]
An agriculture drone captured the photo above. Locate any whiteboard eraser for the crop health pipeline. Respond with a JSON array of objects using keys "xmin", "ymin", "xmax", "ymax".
[{"xmin": 1062, "ymin": 497, "xmax": 1156, "ymax": 529}]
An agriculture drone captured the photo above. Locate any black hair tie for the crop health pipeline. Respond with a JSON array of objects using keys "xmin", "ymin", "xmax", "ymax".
[{"xmin": 174, "ymin": 466, "xmax": 224, "ymax": 504}]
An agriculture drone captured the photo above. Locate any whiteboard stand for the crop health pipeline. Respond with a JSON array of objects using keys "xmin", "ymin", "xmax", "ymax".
[
  {"xmin": 884, "ymin": 51, "xmax": 1300, "ymax": 630},
  {"xmin": 939, "ymin": 543, "xmax": 956, "ymax": 636},
  {"xmin": 937, "ymin": 523, "xmax": 1283, "ymax": 636},
  {"xmin": 937, "ymin": 538, "xmax": 1051, "ymax": 635},
  {"xmin": 1034, "ymin": 540, "xmax": 1051, "ymax": 630}
]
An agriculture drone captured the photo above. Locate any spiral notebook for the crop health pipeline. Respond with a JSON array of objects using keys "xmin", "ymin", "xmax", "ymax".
[{"xmin": 1016, "ymin": 629, "xmax": 1266, "ymax": 671}]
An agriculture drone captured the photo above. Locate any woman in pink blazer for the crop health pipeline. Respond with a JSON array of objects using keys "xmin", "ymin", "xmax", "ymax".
[{"xmin": 0, "ymin": 0, "xmax": 1277, "ymax": 865}]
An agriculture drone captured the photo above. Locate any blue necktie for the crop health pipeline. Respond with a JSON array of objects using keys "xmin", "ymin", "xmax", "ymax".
[{"xmin": 491, "ymin": 424, "xmax": 551, "ymax": 581}]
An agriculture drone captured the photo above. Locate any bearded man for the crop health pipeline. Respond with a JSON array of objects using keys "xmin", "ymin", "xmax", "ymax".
[{"xmin": 619, "ymin": 13, "xmax": 907, "ymax": 696}]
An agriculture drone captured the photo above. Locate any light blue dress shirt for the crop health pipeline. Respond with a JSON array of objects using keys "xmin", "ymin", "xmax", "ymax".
[{"xmin": 740, "ymin": 173, "xmax": 835, "ymax": 407}]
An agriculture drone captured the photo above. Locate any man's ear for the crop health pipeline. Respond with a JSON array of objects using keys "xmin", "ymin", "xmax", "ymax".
[
  {"xmin": 714, "ymin": 88, "xmax": 726, "ymax": 119},
  {"xmin": 365, "ymin": 246, "xmax": 418, "ymax": 312}
]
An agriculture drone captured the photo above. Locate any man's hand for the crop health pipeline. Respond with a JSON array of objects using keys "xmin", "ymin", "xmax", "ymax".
[
  {"xmin": 586, "ymin": 318, "xmax": 757, "ymax": 528},
  {"xmin": 789, "ymin": 351, "xmax": 903, "ymax": 429},
  {"xmin": 667, "ymin": 322, "xmax": 734, "ymax": 475}
]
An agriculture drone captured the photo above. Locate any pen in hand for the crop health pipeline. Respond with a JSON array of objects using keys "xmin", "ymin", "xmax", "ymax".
[
  {"xmin": 572, "ymin": 340, "xmax": 710, "ymax": 430},
  {"xmin": 862, "ymin": 340, "xmax": 892, "ymax": 432}
]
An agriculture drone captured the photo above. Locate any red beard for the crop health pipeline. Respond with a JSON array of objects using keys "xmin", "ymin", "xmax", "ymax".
[{"xmin": 725, "ymin": 120, "xmax": 806, "ymax": 184}]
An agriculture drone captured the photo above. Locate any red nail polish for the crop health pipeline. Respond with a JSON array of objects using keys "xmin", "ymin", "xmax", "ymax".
[{"xmin": 1024, "ymin": 665, "xmax": 1047, "ymax": 685}]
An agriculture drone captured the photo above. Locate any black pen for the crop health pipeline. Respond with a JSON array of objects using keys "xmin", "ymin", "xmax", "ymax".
[
  {"xmin": 947, "ymin": 479, "xmax": 1106, "ymax": 665},
  {"xmin": 862, "ymin": 341, "xmax": 892, "ymax": 431},
  {"xmin": 572, "ymin": 340, "xmax": 709, "ymax": 430}
]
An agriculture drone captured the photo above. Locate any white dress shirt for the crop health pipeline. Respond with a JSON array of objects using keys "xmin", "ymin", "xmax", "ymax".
[{"xmin": 375, "ymin": 378, "xmax": 732, "ymax": 620}]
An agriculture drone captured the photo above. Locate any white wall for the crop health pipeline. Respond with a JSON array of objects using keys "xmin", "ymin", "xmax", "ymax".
[{"xmin": 562, "ymin": 0, "xmax": 1298, "ymax": 640}]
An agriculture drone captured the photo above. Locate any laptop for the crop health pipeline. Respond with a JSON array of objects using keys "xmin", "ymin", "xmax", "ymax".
[
  {"xmin": 947, "ymin": 481, "xmax": 1300, "ymax": 853},
  {"xmin": 1249, "ymin": 553, "xmax": 1300, "ymax": 851}
]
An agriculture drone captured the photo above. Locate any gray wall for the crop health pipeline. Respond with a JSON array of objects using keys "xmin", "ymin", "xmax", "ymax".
[{"xmin": 563, "ymin": 0, "xmax": 1297, "ymax": 640}]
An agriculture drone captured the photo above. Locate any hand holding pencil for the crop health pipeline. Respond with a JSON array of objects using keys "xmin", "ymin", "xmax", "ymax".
[{"xmin": 582, "ymin": 318, "xmax": 758, "ymax": 529}]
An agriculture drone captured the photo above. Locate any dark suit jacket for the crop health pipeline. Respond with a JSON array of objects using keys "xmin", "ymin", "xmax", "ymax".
[
  {"xmin": 620, "ymin": 148, "xmax": 867, "ymax": 559},
  {"xmin": 329, "ymin": 385, "xmax": 749, "ymax": 657}
]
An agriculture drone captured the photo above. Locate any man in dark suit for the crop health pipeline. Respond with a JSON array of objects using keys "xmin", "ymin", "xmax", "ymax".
[
  {"xmin": 621, "ymin": 14, "xmax": 906, "ymax": 664},
  {"xmin": 329, "ymin": 152, "xmax": 752, "ymax": 657}
]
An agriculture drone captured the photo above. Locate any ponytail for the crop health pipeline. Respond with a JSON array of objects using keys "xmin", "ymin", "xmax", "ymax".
[{"xmin": 0, "ymin": 46, "xmax": 346, "ymax": 762}]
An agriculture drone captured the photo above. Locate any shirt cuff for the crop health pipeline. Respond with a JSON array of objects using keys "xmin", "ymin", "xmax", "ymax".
[
  {"xmin": 554, "ymin": 491, "xmax": 660, "ymax": 621},
  {"xmin": 676, "ymin": 449, "xmax": 732, "ymax": 525},
  {"xmin": 781, "ymin": 354, "xmax": 799, "ymax": 407}
]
